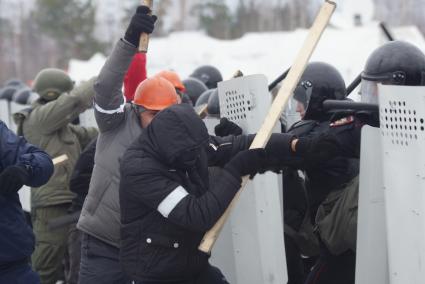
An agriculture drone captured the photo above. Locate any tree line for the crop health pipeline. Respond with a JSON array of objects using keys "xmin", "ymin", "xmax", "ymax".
[{"xmin": 1, "ymin": 0, "xmax": 424, "ymax": 84}]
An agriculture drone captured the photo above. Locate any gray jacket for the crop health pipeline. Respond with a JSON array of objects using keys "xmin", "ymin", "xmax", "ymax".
[{"xmin": 77, "ymin": 39, "xmax": 142, "ymax": 247}]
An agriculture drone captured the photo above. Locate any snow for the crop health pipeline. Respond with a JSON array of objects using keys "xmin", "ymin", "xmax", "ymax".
[
  {"xmin": 68, "ymin": 23, "xmax": 425, "ymax": 101},
  {"xmin": 68, "ymin": 53, "xmax": 106, "ymax": 83}
]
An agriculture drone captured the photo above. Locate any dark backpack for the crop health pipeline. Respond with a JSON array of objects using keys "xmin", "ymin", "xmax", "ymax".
[{"xmin": 315, "ymin": 176, "xmax": 359, "ymax": 255}]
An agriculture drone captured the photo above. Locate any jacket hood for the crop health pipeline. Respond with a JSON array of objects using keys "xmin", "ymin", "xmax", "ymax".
[{"xmin": 141, "ymin": 104, "xmax": 209, "ymax": 166}]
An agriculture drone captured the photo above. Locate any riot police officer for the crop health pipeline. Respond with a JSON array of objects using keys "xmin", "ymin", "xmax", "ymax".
[
  {"xmin": 284, "ymin": 62, "xmax": 360, "ymax": 284},
  {"xmin": 304, "ymin": 41, "xmax": 425, "ymax": 284},
  {"xmin": 327, "ymin": 40, "xmax": 425, "ymax": 157}
]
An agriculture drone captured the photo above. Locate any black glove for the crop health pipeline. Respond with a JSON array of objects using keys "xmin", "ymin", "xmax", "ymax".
[
  {"xmin": 0, "ymin": 165, "xmax": 30, "ymax": 196},
  {"xmin": 224, "ymin": 148, "xmax": 266, "ymax": 179},
  {"xmin": 355, "ymin": 111, "xmax": 380, "ymax": 128},
  {"xmin": 265, "ymin": 133, "xmax": 293, "ymax": 159},
  {"xmin": 124, "ymin": 6, "xmax": 157, "ymax": 47},
  {"xmin": 262, "ymin": 133, "xmax": 295, "ymax": 172},
  {"xmin": 214, "ymin": 118, "xmax": 243, "ymax": 137},
  {"xmin": 295, "ymin": 133, "xmax": 341, "ymax": 165}
]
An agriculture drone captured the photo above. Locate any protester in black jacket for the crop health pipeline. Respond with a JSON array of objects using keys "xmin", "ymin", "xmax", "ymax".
[
  {"xmin": 69, "ymin": 138, "xmax": 97, "ymax": 210},
  {"xmin": 119, "ymin": 104, "xmax": 340, "ymax": 283}
]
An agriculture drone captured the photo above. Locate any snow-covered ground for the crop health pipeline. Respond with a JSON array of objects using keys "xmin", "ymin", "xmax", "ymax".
[
  {"xmin": 13, "ymin": 23, "xmax": 421, "ymax": 213},
  {"xmin": 70, "ymin": 22, "xmax": 425, "ymax": 101}
]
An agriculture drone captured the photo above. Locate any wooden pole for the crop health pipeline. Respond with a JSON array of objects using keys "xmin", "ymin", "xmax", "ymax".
[
  {"xmin": 198, "ymin": 1, "xmax": 337, "ymax": 254},
  {"xmin": 138, "ymin": 0, "xmax": 153, "ymax": 53}
]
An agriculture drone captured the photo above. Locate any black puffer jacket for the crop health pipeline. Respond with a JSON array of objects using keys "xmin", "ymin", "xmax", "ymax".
[
  {"xmin": 69, "ymin": 137, "xmax": 97, "ymax": 210},
  {"xmin": 119, "ymin": 105, "xmax": 257, "ymax": 282}
]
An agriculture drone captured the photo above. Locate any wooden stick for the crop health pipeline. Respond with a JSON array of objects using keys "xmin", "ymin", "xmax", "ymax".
[
  {"xmin": 52, "ymin": 154, "xmax": 68, "ymax": 165},
  {"xmin": 138, "ymin": 0, "xmax": 153, "ymax": 53},
  {"xmin": 198, "ymin": 0, "xmax": 337, "ymax": 254},
  {"xmin": 195, "ymin": 104, "xmax": 208, "ymax": 118}
]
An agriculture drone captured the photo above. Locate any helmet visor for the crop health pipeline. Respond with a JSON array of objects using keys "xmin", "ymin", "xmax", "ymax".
[
  {"xmin": 280, "ymin": 97, "xmax": 301, "ymax": 127},
  {"xmin": 359, "ymin": 79, "xmax": 379, "ymax": 104}
]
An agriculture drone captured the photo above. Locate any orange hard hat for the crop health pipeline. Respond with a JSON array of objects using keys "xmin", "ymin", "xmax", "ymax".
[
  {"xmin": 155, "ymin": 70, "xmax": 186, "ymax": 92},
  {"xmin": 133, "ymin": 76, "xmax": 179, "ymax": 110}
]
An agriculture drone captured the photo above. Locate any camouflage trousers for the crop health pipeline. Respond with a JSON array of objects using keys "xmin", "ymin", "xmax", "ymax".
[{"xmin": 31, "ymin": 204, "xmax": 70, "ymax": 284}]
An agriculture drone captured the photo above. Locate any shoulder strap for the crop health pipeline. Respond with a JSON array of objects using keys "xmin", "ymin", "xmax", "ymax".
[{"xmin": 287, "ymin": 120, "xmax": 318, "ymax": 136}]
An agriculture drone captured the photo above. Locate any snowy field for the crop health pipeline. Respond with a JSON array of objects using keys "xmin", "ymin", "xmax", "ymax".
[
  {"xmin": 11, "ymin": 23, "xmax": 424, "ymax": 213},
  {"xmin": 70, "ymin": 22, "xmax": 425, "ymax": 102},
  {"xmin": 15, "ymin": 22, "xmax": 425, "ymax": 212}
]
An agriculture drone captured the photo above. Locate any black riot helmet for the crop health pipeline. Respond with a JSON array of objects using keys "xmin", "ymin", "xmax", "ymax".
[
  {"xmin": 182, "ymin": 77, "xmax": 208, "ymax": 105},
  {"xmin": 293, "ymin": 62, "xmax": 346, "ymax": 121},
  {"xmin": 13, "ymin": 87, "xmax": 32, "ymax": 105},
  {"xmin": 5, "ymin": 79, "xmax": 25, "ymax": 88},
  {"xmin": 0, "ymin": 86, "xmax": 19, "ymax": 101},
  {"xmin": 190, "ymin": 65, "xmax": 223, "ymax": 89},
  {"xmin": 360, "ymin": 41, "xmax": 425, "ymax": 104},
  {"xmin": 207, "ymin": 88, "xmax": 220, "ymax": 117},
  {"xmin": 195, "ymin": 89, "xmax": 214, "ymax": 107}
]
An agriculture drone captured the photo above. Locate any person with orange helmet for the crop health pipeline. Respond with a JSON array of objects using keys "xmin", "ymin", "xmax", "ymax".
[
  {"xmin": 132, "ymin": 76, "xmax": 179, "ymax": 127},
  {"xmin": 156, "ymin": 70, "xmax": 193, "ymax": 105},
  {"xmin": 76, "ymin": 6, "xmax": 178, "ymax": 284}
]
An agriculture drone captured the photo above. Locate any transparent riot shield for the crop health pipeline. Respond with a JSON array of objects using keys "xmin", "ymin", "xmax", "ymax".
[
  {"xmin": 280, "ymin": 97, "xmax": 301, "ymax": 131},
  {"xmin": 379, "ymin": 84, "xmax": 425, "ymax": 284},
  {"xmin": 207, "ymin": 74, "xmax": 287, "ymax": 284},
  {"xmin": 355, "ymin": 126, "xmax": 389, "ymax": 284}
]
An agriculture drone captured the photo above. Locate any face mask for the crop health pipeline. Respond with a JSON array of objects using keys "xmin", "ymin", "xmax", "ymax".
[{"xmin": 173, "ymin": 148, "xmax": 200, "ymax": 170}]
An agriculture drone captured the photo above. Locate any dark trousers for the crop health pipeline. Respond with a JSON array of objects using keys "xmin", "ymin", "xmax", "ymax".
[
  {"xmin": 63, "ymin": 225, "xmax": 82, "ymax": 284},
  {"xmin": 78, "ymin": 232, "xmax": 132, "ymax": 284},
  {"xmin": 304, "ymin": 249, "xmax": 355, "ymax": 284},
  {"xmin": 285, "ymin": 235, "xmax": 307, "ymax": 284},
  {"xmin": 0, "ymin": 261, "xmax": 40, "ymax": 284},
  {"xmin": 136, "ymin": 264, "xmax": 229, "ymax": 284}
]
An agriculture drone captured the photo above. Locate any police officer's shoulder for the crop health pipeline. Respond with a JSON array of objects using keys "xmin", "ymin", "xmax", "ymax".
[
  {"xmin": 288, "ymin": 120, "xmax": 319, "ymax": 136},
  {"xmin": 288, "ymin": 120, "xmax": 318, "ymax": 132}
]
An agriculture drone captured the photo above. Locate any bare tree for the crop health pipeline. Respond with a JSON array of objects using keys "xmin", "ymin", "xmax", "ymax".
[
  {"xmin": 373, "ymin": 0, "xmax": 425, "ymax": 36},
  {"xmin": 178, "ymin": 0, "xmax": 187, "ymax": 30}
]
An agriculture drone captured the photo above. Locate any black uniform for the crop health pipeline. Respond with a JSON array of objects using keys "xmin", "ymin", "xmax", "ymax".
[
  {"xmin": 295, "ymin": 115, "xmax": 367, "ymax": 284},
  {"xmin": 281, "ymin": 117, "xmax": 361, "ymax": 284},
  {"xmin": 288, "ymin": 119, "xmax": 360, "ymax": 214}
]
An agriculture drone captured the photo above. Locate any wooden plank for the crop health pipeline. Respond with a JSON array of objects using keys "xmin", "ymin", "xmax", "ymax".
[
  {"xmin": 52, "ymin": 154, "xmax": 68, "ymax": 165},
  {"xmin": 199, "ymin": 0, "xmax": 337, "ymax": 253}
]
